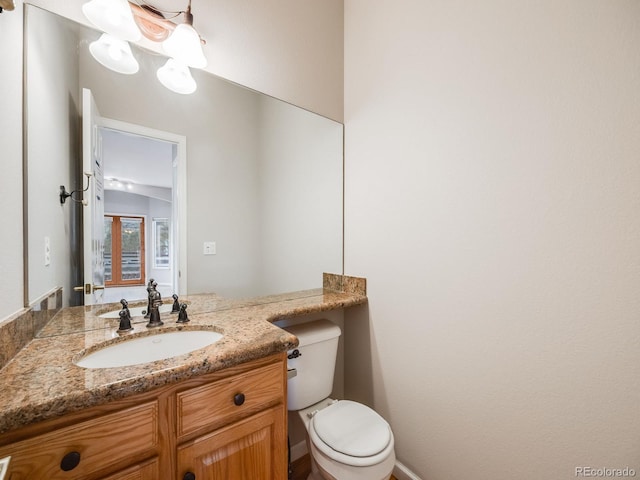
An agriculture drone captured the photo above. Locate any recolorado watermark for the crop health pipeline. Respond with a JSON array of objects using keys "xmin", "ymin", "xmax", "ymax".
[{"xmin": 576, "ymin": 467, "xmax": 636, "ymax": 477}]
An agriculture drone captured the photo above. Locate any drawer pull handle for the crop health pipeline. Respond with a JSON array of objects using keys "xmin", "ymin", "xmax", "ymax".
[
  {"xmin": 183, "ymin": 472, "xmax": 196, "ymax": 480},
  {"xmin": 288, "ymin": 349, "xmax": 302, "ymax": 360},
  {"xmin": 60, "ymin": 451, "xmax": 81, "ymax": 471},
  {"xmin": 234, "ymin": 393, "xmax": 245, "ymax": 406}
]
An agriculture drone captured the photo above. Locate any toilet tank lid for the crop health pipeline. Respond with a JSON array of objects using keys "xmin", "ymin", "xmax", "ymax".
[{"xmin": 282, "ymin": 319, "xmax": 341, "ymax": 347}]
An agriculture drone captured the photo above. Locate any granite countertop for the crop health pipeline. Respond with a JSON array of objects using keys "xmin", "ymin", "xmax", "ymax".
[{"xmin": 0, "ymin": 287, "xmax": 366, "ymax": 435}]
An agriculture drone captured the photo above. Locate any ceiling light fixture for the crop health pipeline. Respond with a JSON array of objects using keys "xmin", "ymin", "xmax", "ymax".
[
  {"xmin": 0, "ymin": 0, "xmax": 16, "ymax": 13},
  {"xmin": 82, "ymin": 0, "xmax": 206, "ymax": 94},
  {"xmin": 157, "ymin": 58, "xmax": 197, "ymax": 95},
  {"xmin": 82, "ymin": 0, "xmax": 141, "ymax": 42},
  {"xmin": 106, "ymin": 177, "xmax": 135, "ymax": 190},
  {"xmin": 130, "ymin": 4, "xmax": 173, "ymax": 42},
  {"xmin": 89, "ymin": 33, "xmax": 140, "ymax": 74},
  {"xmin": 161, "ymin": 1, "xmax": 207, "ymax": 68}
]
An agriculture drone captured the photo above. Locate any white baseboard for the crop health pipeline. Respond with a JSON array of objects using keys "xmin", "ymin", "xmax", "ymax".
[
  {"xmin": 290, "ymin": 440, "xmax": 308, "ymax": 462},
  {"xmin": 393, "ymin": 460, "xmax": 422, "ymax": 480}
]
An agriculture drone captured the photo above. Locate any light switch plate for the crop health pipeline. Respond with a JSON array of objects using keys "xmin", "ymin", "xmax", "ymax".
[
  {"xmin": 203, "ymin": 242, "xmax": 216, "ymax": 255},
  {"xmin": 44, "ymin": 236, "xmax": 51, "ymax": 266}
]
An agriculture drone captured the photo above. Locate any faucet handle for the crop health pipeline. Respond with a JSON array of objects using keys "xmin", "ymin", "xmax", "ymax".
[
  {"xmin": 171, "ymin": 294, "xmax": 180, "ymax": 313},
  {"xmin": 176, "ymin": 303, "xmax": 189, "ymax": 324},
  {"xmin": 117, "ymin": 309, "xmax": 133, "ymax": 333}
]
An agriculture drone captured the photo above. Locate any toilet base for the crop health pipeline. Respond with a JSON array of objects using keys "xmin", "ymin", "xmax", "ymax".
[
  {"xmin": 309, "ymin": 437, "xmax": 395, "ymax": 480},
  {"xmin": 297, "ymin": 399, "xmax": 396, "ymax": 480},
  {"xmin": 306, "ymin": 469, "xmax": 393, "ymax": 480}
]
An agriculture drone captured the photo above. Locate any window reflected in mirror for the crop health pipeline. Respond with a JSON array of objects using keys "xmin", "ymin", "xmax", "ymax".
[{"xmin": 153, "ymin": 218, "xmax": 170, "ymax": 269}]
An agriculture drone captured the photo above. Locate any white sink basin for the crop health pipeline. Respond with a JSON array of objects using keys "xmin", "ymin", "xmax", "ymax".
[
  {"xmin": 99, "ymin": 304, "xmax": 174, "ymax": 318},
  {"xmin": 75, "ymin": 330, "xmax": 224, "ymax": 369}
]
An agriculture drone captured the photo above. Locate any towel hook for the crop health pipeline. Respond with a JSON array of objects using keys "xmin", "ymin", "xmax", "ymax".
[{"xmin": 60, "ymin": 172, "xmax": 92, "ymax": 206}]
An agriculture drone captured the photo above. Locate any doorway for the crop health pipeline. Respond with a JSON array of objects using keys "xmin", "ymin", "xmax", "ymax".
[{"xmin": 98, "ymin": 123, "xmax": 187, "ymax": 303}]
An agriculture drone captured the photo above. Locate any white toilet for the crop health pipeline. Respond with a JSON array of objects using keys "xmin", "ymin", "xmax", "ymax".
[{"xmin": 283, "ymin": 319, "xmax": 396, "ymax": 480}]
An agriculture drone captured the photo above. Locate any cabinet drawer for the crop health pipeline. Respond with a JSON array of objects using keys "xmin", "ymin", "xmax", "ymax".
[
  {"xmin": 100, "ymin": 457, "xmax": 159, "ymax": 480},
  {"xmin": 177, "ymin": 362, "xmax": 284, "ymax": 438},
  {"xmin": 0, "ymin": 401, "xmax": 159, "ymax": 479}
]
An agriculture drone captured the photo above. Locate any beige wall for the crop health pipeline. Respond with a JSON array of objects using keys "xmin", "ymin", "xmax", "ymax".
[
  {"xmin": 257, "ymin": 95, "xmax": 343, "ymax": 293},
  {"xmin": 27, "ymin": 6, "xmax": 80, "ymax": 306},
  {"xmin": 344, "ymin": 1, "xmax": 640, "ymax": 479},
  {"xmin": 0, "ymin": 3, "xmax": 25, "ymax": 320}
]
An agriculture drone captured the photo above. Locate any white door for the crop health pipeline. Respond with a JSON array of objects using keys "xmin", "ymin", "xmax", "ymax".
[{"xmin": 82, "ymin": 88, "xmax": 106, "ymax": 305}]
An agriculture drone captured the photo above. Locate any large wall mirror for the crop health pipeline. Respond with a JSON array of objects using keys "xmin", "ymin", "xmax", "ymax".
[{"xmin": 25, "ymin": 5, "xmax": 343, "ymax": 315}]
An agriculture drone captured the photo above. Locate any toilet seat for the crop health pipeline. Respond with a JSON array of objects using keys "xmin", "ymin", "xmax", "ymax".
[{"xmin": 309, "ymin": 400, "xmax": 394, "ymax": 467}]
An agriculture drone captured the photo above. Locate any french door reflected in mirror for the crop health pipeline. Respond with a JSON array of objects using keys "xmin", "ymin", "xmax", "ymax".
[{"xmin": 104, "ymin": 215, "xmax": 145, "ymax": 287}]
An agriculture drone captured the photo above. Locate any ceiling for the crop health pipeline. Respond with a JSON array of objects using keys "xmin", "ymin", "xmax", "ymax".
[{"xmin": 102, "ymin": 128, "xmax": 174, "ymax": 189}]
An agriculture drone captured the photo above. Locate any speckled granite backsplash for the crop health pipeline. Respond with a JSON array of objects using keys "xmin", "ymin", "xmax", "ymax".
[
  {"xmin": 324, "ymin": 273, "xmax": 366, "ymax": 295},
  {"xmin": 0, "ymin": 288, "xmax": 62, "ymax": 370}
]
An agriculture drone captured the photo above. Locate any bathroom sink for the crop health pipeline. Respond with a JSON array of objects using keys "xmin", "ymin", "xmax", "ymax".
[
  {"xmin": 75, "ymin": 330, "xmax": 224, "ymax": 369},
  {"xmin": 98, "ymin": 304, "xmax": 174, "ymax": 318}
]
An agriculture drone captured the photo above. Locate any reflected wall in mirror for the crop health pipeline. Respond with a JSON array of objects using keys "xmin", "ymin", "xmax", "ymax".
[{"xmin": 26, "ymin": 5, "xmax": 343, "ymax": 308}]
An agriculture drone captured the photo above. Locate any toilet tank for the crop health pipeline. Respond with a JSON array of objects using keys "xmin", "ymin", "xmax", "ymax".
[{"xmin": 283, "ymin": 319, "xmax": 341, "ymax": 411}]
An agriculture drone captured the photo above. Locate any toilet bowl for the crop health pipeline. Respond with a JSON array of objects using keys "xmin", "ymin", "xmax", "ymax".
[
  {"xmin": 299, "ymin": 398, "xmax": 396, "ymax": 480},
  {"xmin": 282, "ymin": 319, "xmax": 396, "ymax": 480}
]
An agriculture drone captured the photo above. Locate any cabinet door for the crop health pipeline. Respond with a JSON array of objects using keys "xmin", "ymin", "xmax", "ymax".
[
  {"xmin": 177, "ymin": 406, "xmax": 286, "ymax": 480},
  {"xmin": 0, "ymin": 402, "xmax": 159, "ymax": 479}
]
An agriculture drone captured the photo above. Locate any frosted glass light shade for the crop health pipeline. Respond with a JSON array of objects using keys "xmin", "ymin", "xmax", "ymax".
[
  {"xmin": 82, "ymin": 0, "xmax": 141, "ymax": 42},
  {"xmin": 89, "ymin": 34, "xmax": 139, "ymax": 74},
  {"xmin": 162, "ymin": 23, "xmax": 207, "ymax": 68},
  {"xmin": 157, "ymin": 58, "xmax": 197, "ymax": 95}
]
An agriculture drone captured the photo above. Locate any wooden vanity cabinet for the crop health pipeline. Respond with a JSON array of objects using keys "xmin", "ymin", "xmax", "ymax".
[
  {"xmin": 0, "ymin": 353, "xmax": 287, "ymax": 480},
  {"xmin": 175, "ymin": 361, "xmax": 287, "ymax": 480}
]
